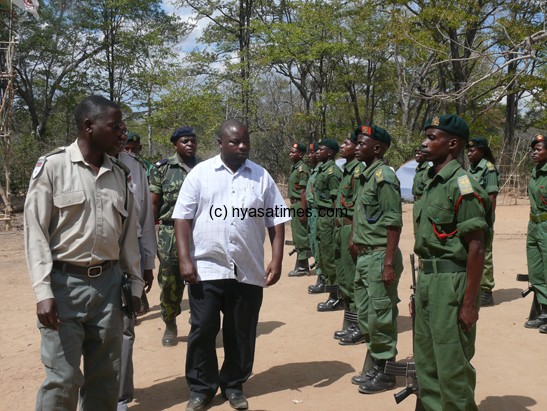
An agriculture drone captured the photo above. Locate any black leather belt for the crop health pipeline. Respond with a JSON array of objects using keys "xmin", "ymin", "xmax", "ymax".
[
  {"xmin": 419, "ymin": 259, "xmax": 466, "ymax": 274},
  {"xmin": 161, "ymin": 220, "xmax": 174, "ymax": 226},
  {"xmin": 53, "ymin": 261, "xmax": 117, "ymax": 278}
]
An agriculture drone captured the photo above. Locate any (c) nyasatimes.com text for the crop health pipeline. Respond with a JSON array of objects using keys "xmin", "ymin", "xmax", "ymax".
[{"xmin": 209, "ymin": 205, "xmax": 349, "ymax": 220}]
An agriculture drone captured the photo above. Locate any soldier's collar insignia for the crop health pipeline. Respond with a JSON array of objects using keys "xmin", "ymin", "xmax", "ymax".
[{"xmin": 432, "ymin": 116, "xmax": 440, "ymax": 126}]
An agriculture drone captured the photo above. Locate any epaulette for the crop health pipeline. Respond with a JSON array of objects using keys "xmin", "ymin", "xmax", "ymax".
[
  {"xmin": 374, "ymin": 168, "xmax": 384, "ymax": 183},
  {"xmin": 457, "ymin": 175, "xmax": 474, "ymax": 195},
  {"xmin": 354, "ymin": 166, "xmax": 361, "ymax": 177},
  {"xmin": 155, "ymin": 158, "xmax": 169, "ymax": 168},
  {"xmin": 111, "ymin": 157, "xmax": 136, "ymax": 194},
  {"xmin": 32, "ymin": 147, "xmax": 65, "ymax": 179},
  {"xmin": 328, "ymin": 166, "xmax": 334, "ymax": 175},
  {"xmin": 486, "ymin": 161, "xmax": 495, "ymax": 171}
]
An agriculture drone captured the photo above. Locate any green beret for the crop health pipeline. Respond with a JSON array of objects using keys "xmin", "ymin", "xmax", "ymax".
[
  {"xmin": 531, "ymin": 134, "xmax": 545, "ymax": 149},
  {"xmin": 292, "ymin": 143, "xmax": 307, "ymax": 153},
  {"xmin": 467, "ymin": 137, "xmax": 489, "ymax": 148},
  {"xmin": 354, "ymin": 125, "xmax": 392, "ymax": 147},
  {"xmin": 424, "ymin": 114, "xmax": 470, "ymax": 142},
  {"xmin": 126, "ymin": 132, "xmax": 141, "ymax": 143},
  {"xmin": 318, "ymin": 138, "xmax": 339, "ymax": 153}
]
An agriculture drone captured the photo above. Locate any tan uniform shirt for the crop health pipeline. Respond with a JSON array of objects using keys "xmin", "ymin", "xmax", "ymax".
[
  {"xmin": 119, "ymin": 152, "xmax": 157, "ymax": 270},
  {"xmin": 24, "ymin": 140, "xmax": 144, "ymax": 302}
]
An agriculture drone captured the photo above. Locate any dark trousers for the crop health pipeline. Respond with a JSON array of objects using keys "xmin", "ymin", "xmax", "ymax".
[{"xmin": 186, "ymin": 279, "xmax": 263, "ymax": 397}]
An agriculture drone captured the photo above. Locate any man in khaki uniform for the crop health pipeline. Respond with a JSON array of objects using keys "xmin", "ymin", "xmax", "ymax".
[{"xmin": 24, "ymin": 95, "xmax": 143, "ymax": 411}]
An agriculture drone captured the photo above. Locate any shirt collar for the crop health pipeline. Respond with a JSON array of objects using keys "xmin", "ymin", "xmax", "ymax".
[
  {"xmin": 428, "ymin": 159, "xmax": 461, "ymax": 183},
  {"xmin": 363, "ymin": 159, "xmax": 384, "ymax": 179},
  {"xmin": 214, "ymin": 154, "xmax": 250, "ymax": 174},
  {"xmin": 68, "ymin": 140, "xmax": 113, "ymax": 171}
]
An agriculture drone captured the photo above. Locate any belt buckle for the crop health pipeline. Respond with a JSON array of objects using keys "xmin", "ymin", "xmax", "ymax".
[{"xmin": 87, "ymin": 265, "xmax": 103, "ymax": 278}]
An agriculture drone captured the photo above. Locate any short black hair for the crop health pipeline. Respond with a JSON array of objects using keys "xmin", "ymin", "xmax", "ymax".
[{"xmin": 74, "ymin": 95, "xmax": 119, "ymax": 130}]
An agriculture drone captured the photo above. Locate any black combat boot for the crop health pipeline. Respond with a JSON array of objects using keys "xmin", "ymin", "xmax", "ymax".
[
  {"xmin": 524, "ymin": 305, "xmax": 547, "ymax": 328},
  {"xmin": 317, "ymin": 291, "xmax": 345, "ymax": 312},
  {"xmin": 308, "ymin": 275, "xmax": 327, "ymax": 294},
  {"xmin": 339, "ymin": 326, "xmax": 366, "ymax": 345},
  {"xmin": 351, "ymin": 351, "xmax": 376, "ymax": 385},
  {"xmin": 288, "ymin": 259, "xmax": 309, "ymax": 277},
  {"xmin": 480, "ymin": 290, "xmax": 494, "ymax": 307},
  {"xmin": 162, "ymin": 319, "xmax": 178, "ymax": 347},
  {"xmin": 358, "ymin": 359, "xmax": 396, "ymax": 394},
  {"xmin": 334, "ymin": 313, "xmax": 355, "ymax": 339}
]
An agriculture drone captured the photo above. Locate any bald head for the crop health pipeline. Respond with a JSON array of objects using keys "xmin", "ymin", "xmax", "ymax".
[
  {"xmin": 218, "ymin": 119, "xmax": 248, "ymax": 141},
  {"xmin": 218, "ymin": 119, "xmax": 250, "ymax": 172}
]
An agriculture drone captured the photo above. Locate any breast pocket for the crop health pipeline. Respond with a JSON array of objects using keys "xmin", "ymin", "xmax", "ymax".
[
  {"xmin": 53, "ymin": 191, "xmax": 85, "ymax": 213},
  {"xmin": 428, "ymin": 205, "xmax": 457, "ymax": 240},
  {"xmin": 361, "ymin": 193, "xmax": 382, "ymax": 224}
]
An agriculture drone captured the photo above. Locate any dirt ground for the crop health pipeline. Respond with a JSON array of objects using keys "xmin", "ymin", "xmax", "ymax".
[{"xmin": 1, "ymin": 200, "xmax": 546, "ymax": 411}]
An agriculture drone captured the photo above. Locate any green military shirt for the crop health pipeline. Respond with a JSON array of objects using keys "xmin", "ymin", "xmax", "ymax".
[
  {"xmin": 313, "ymin": 159, "xmax": 342, "ymax": 209},
  {"xmin": 353, "ymin": 160, "xmax": 402, "ymax": 247},
  {"xmin": 529, "ymin": 162, "xmax": 547, "ymax": 216},
  {"xmin": 334, "ymin": 159, "xmax": 362, "ymax": 219},
  {"xmin": 149, "ymin": 153, "xmax": 193, "ymax": 222},
  {"xmin": 412, "ymin": 161, "xmax": 430, "ymax": 199},
  {"xmin": 306, "ymin": 164, "xmax": 320, "ymax": 206},
  {"xmin": 468, "ymin": 158, "xmax": 500, "ymax": 195},
  {"xmin": 414, "ymin": 160, "xmax": 490, "ymax": 262},
  {"xmin": 288, "ymin": 159, "xmax": 309, "ymax": 202}
]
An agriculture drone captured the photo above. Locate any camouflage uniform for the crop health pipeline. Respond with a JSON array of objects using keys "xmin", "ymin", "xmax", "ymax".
[{"xmin": 149, "ymin": 153, "xmax": 193, "ymax": 323}]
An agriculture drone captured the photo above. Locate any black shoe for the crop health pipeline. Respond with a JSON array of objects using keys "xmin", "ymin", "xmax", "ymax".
[
  {"xmin": 480, "ymin": 291, "xmax": 494, "ymax": 307},
  {"xmin": 334, "ymin": 324, "xmax": 355, "ymax": 340},
  {"xmin": 186, "ymin": 392, "xmax": 213, "ymax": 411},
  {"xmin": 525, "ymin": 314, "xmax": 547, "ymax": 329},
  {"xmin": 288, "ymin": 268, "xmax": 308, "ymax": 277},
  {"xmin": 339, "ymin": 329, "xmax": 366, "ymax": 345},
  {"xmin": 289, "ymin": 259, "xmax": 309, "ymax": 277},
  {"xmin": 162, "ymin": 320, "xmax": 178, "ymax": 347},
  {"xmin": 223, "ymin": 392, "xmax": 248, "ymax": 410},
  {"xmin": 358, "ymin": 369, "xmax": 395, "ymax": 394},
  {"xmin": 317, "ymin": 298, "xmax": 344, "ymax": 312},
  {"xmin": 351, "ymin": 364, "xmax": 379, "ymax": 385},
  {"xmin": 539, "ymin": 324, "xmax": 547, "ymax": 334},
  {"xmin": 308, "ymin": 276, "xmax": 327, "ymax": 294}
]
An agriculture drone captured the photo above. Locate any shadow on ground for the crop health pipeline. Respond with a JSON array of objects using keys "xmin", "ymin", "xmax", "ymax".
[
  {"xmin": 492, "ymin": 288, "xmax": 526, "ymax": 305},
  {"xmin": 479, "ymin": 395, "xmax": 536, "ymax": 411}
]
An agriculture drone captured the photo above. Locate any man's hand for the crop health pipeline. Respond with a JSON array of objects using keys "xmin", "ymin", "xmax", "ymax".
[
  {"xmin": 459, "ymin": 300, "xmax": 479, "ymax": 333},
  {"xmin": 143, "ymin": 269, "xmax": 154, "ymax": 293},
  {"xmin": 382, "ymin": 264, "xmax": 396, "ymax": 287},
  {"xmin": 37, "ymin": 298, "xmax": 59, "ymax": 331},
  {"xmin": 264, "ymin": 260, "xmax": 282, "ymax": 286},
  {"xmin": 179, "ymin": 257, "xmax": 198, "ymax": 284},
  {"xmin": 349, "ymin": 239, "xmax": 358, "ymax": 261}
]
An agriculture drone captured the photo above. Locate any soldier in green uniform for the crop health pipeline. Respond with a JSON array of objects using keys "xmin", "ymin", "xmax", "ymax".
[
  {"xmin": 412, "ymin": 148, "xmax": 430, "ymax": 239},
  {"xmin": 414, "ymin": 115, "xmax": 490, "ymax": 411},
  {"xmin": 524, "ymin": 134, "xmax": 547, "ymax": 333},
  {"xmin": 307, "ymin": 143, "xmax": 327, "ymax": 294},
  {"xmin": 467, "ymin": 137, "xmax": 500, "ymax": 307},
  {"xmin": 332, "ymin": 133, "xmax": 364, "ymax": 344},
  {"xmin": 348, "ymin": 125, "xmax": 403, "ymax": 394},
  {"xmin": 149, "ymin": 126, "xmax": 198, "ymax": 347},
  {"xmin": 125, "ymin": 132, "xmax": 154, "ymax": 179},
  {"xmin": 314, "ymin": 139, "xmax": 343, "ymax": 310},
  {"xmin": 287, "ymin": 143, "xmax": 311, "ymax": 276}
]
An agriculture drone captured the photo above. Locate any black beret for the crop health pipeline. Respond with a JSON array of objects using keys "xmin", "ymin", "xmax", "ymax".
[
  {"xmin": 424, "ymin": 114, "xmax": 470, "ymax": 142},
  {"xmin": 170, "ymin": 126, "xmax": 196, "ymax": 143},
  {"xmin": 318, "ymin": 138, "xmax": 339, "ymax": 153},
  {"xmin": 531, "ymin": 134, "xmax": 545, "ymax": 149},
  {"xmin": 292, "ymin": 143, "xmax": 307, "ymax": 153},
  {"xmin": 126, "ymin": 132, "xmax": 141, "ymax": 143},
  {"xmin": 467, "ymin": 137, "xmax": 489, "ymax": 148},
  {"xmin": 354, "ymin": 125, "xmax": 392, "ymax": 147}
]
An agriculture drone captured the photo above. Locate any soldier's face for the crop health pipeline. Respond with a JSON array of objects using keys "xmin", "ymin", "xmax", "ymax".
[
  {"xmin": 89, "ymin": 107, "xmax": 126, "ymax": 154},
  {"xmin": 532, "ymin": 142, "xmax": 547, "ymax": 166},
  {"xmin": 316, "ymin": 145, "xmax": 331, "ymax": 162},
  {"xmin": 340, "ymin": 139, "xmax": 356, "ymax": 159},
  {"xmin": 175, "ymin": 136, "xmax": 197, "ymax": 159},
  {"xmin": 355, "ymin": 135, "xmax": 375, "ymax": 164},
  {"xmin": 421, "ymin": 128, "xmax": 452, "ymax": 163},
  {"xmin": 466, "ymin": 146, "xmax": 483, "ymax": 165},
  {"xmin": 415, "ymin": 149, "xmax": 426, "ymax": 164},
  {"xmin": 125, "ymin": 141, "xmax": 142, "ymax": 155},
  {"xmin": 308, "ymin": 149, "xmax": 317, "ymax": 165},
  {"xmin": 289, "ymin": 147, "xmax": 303, "ymax": 163}
]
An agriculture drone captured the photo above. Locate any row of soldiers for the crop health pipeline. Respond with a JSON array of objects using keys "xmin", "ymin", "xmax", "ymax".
[{"xmin": 287, "ymin": 115, "xmax": 547, "ymax": 410}]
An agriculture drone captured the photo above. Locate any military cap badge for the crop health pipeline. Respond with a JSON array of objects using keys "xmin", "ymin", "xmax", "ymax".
[{"xmin": 432, "ymin": 116, "xmax": 440, "ymax": 126}]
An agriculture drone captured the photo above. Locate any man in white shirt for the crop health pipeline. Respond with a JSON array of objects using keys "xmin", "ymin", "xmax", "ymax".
[{"xmin": 173, "ymin": 119, "xmax": 290, "ymax": 411}]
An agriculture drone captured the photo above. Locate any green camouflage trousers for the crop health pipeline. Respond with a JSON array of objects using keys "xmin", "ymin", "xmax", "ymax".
[{"xmin": 157, "ymin": 224, "xmax": 185, "ymax": 323}]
